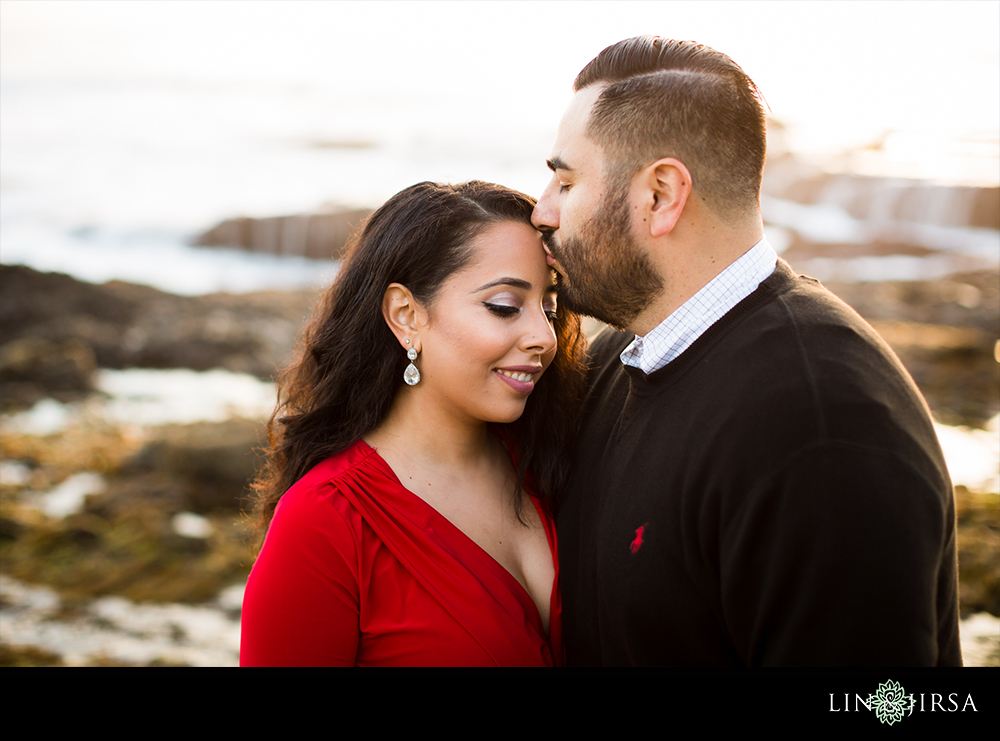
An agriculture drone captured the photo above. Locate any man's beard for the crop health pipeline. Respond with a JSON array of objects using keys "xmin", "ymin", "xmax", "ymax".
[{"xmin": 544, "ymin": 189, "xmax": 663, "ymax": 332}]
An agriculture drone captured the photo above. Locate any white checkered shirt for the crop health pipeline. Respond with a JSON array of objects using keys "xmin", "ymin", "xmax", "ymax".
[{"xmin": 621, "ymin": 237, "xmax": 778, "ymax": 374}]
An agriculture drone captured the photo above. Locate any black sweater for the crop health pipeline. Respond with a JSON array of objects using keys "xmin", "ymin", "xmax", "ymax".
[{"xmin": 557, "ymin": 261, "xmax": 962, "ymax": 666}]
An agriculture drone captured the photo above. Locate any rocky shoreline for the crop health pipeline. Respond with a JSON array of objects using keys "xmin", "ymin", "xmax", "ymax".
[
  {"xmin": 0, "ymin": 264, "xmax": 319, "ymax": 410},
  {"xmin": 4, "ymin": 262, "xmax": 996, "ymax": 425},
  {"xmin": 1, "ymin": 262, "xmax": 998, "ymax": 666}
]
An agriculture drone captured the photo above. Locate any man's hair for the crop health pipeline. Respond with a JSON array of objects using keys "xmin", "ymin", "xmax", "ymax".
[{"xmin": 575, "ymin": 36, "xmax": 767, "ymax": 218}]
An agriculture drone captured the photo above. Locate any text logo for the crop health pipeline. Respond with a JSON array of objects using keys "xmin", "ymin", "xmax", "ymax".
[{"xmin": 829, "ymin": 679, "xmax": 978, "ymax": 722}]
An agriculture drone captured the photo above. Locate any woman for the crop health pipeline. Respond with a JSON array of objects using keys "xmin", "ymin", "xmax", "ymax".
[{"xmin": 240, "ymin": 181, "xmax": 587, "ymax": 666}]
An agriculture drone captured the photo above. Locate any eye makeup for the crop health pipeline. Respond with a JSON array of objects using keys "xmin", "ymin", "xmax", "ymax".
[
  {"xmin": 484, "ymin": 302, "xmax": 520, "ymax": 319},
  {"xmin": 476, "ymin": 277, "xmax": 557, "ymax": 322}
]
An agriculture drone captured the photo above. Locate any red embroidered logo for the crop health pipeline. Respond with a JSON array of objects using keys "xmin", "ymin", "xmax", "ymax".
[{"xmin": 630, "ymin": 523, "xmax": 649, "ymax": 554}]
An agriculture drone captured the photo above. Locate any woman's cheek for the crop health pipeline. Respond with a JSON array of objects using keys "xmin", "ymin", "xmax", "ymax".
[{"xmin": 541, "ymin": 345, "xmax": 557, "ymax": 372}]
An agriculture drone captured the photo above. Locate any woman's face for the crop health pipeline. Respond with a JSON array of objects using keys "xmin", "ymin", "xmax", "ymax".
[{"xmin": 414, "ymin": 220, "xmax": 559, "ymax": 426}]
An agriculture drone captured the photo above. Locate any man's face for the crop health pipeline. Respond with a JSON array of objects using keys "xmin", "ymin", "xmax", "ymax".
[{"xmin": 532, "ymin": 87, "xmax": 663, "ymax": 332}]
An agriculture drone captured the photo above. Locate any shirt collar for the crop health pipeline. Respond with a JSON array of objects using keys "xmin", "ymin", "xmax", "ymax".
[{"xmin": 621, "ymin": 236, "xmax": 778, "ymax": 374}]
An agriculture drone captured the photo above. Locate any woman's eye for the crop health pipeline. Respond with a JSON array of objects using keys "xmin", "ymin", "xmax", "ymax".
[
  {"xmin": 559, "ymin": 183, "xmax": 571, "ymax": 193},
  {"xmin": 543, "ymin": 293, "xmax": 559, "ymax": 322},
  {"xmin": 484, "ymin": 303, "xmax": 519, "ymax": 319}
]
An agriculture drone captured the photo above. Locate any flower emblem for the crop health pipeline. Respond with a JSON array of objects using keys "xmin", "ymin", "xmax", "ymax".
[{"xmin": 868, "ymin": 680, "xmax": 913, "ymax": 725}]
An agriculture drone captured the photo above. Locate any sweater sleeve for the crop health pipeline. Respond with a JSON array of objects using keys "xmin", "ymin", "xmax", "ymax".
[
  {"xmin": 720, "ymin": 441, "xmax": 961, "ymax": 666},
  {"xmin": 240, "ymin": 484, "xmax": 361, "ymax": 666}
]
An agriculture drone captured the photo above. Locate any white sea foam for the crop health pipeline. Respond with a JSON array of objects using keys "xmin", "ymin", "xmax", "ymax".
[
  {"xmin": 171, "ymin": 512, "xmax": 215, "ymax": 540},
  {"xmin": 24, "ymin": 471, "xmax": 106, "ymax": 518},
  {"xmin": 1, "ymin": 573, "xmax": 994, "ymax": 667},
  {"xmin": 0, "ymin": 575, "xmax": 242, "ymax": 667},
  {"xmin": 1, "ymin": 368, "xmax": 277, "ymax": 436},
  {"xmin": 95, "ymin": 368, "xmax": 277, "ymax": 426},
  {"xmin": 936, "ymin": 415, "xmax": 1000, "ymax": 494}
]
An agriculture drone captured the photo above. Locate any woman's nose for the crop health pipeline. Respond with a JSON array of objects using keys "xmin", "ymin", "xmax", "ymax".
[{"xmin": 521, "ymin": 309, "xmax": 557, "ymax": 356}]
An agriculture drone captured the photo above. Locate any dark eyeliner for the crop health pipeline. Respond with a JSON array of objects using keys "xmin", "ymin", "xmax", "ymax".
[{"xmin": 484, "ymin": 303, "xmax": 518, "ymax": 318}]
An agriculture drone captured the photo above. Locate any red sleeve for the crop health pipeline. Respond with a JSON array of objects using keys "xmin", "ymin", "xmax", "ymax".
[{"xmin": 240, "ymin": 483, "xmax": 361, "ymax": 666}]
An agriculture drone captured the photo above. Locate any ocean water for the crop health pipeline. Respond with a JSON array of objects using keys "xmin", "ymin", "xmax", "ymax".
[
  {"xmin": 3, "ymin": 1, "xmax": 998, "ymax": 294},
  {"xmin": 1, "ymin": 70, "xmax": 997, "ymax": 295},
  {"xmin": 0, "ymin": 75, "xmax": 562, "ymax": 294}
]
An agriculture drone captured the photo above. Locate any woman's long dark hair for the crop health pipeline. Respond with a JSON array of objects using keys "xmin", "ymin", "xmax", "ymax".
[{"xmin": 249, "ymin": 181, "xmax": 588, "ymax": 547}]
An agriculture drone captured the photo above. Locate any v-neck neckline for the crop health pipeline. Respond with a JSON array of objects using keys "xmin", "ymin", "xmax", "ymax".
[{"xmin": 356, "ymin": 438, "xmax": 556, "ymax": 639}]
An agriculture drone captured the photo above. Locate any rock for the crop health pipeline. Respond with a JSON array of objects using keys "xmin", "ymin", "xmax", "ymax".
[
  {"xmin": 825, "ymin": 270, "xmax": 1000, "ymax": 427},
  {"xmin": 81, "ymin": 473, "xmax": 190, "ymax": 524},
  {"xmin": 126, "ymin": 418, "xmax": 265, "ymax": 512},
  {"xmin": 0, "ymin": 643, "xmax": 65, "ymax": 667},
  {"xmin": 763, "ymin": 155, "xmax": 1000, "ymax": 230},
  {"xmin": 0, "ymin": 264, "xmax": 137, "ymax": 331},
  {"xmin": 0, "ymin": 265, "xmax": 320, "ymax": 402},
  {"xmin": 823, "ymin": 270, "xmax": 1000, "ymax": 336},
  {"xmin": 1, "ymin": 479, "xmax": 253, "ymax": 605},
  {"xmin": 0, "ymin": 336, "xmax": 97, "ymax": 411},
  {"xmin": 0, "ymin": 515, "xmax": 26, "ymax": 543},
  {"xmin": 194, "ymin": 207, "xmax": 372, "ymax": 260},
  {"xmin": 761, "ymin": 154, "xmax": 1000, "ymax": 269},
  {"xmin": 955, "ymin": 486, "xmax": 1000, "ymax": 618}
]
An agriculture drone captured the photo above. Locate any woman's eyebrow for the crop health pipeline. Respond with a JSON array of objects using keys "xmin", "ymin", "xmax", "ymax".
[{"xmin": 472, "ymin": 277, "xmax": 532, "ymax": 293}]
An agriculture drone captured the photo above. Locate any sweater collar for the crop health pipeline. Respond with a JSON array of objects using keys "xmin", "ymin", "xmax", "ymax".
[
  {"xmin": 621, "ymin": 259, "xmax": 799, "ymax": 388},
  {"xmin": 620, "ymin": 237, "xmax": 778, "ymax": 374}
]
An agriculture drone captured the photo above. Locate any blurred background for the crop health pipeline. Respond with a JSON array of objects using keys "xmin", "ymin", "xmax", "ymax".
[{"xmin": 0, "ymin": 1, "xmax": 997, "ymax": 666}]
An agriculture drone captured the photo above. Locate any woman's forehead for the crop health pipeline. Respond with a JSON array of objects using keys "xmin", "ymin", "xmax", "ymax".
[{"xmin": 455, "ymin": 222, "xmax": 549, "ymax": 286}]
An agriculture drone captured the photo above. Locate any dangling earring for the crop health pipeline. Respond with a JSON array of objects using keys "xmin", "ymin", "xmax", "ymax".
[{"xmin": 403, "ymin": 346, "xmax": 420, "ymax": 386}]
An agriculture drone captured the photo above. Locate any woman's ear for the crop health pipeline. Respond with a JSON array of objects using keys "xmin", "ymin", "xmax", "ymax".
[
  {"xmin": 642, "ymin": 157, "xmax": 692, "ymax": 237},
  {"xmin": 382, "ymin": 283, "xmax": 423, "ymax": 352}
]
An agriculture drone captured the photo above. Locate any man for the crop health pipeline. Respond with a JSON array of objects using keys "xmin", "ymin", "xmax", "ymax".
[{"xmin": 533, "ymin": 36, "xmax": 962, "ymax": 666}]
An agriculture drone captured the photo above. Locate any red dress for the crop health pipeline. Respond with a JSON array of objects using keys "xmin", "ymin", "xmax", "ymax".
[{"xmin": 240, "ymin": 439, "xmax": 563, "ymax": 666}]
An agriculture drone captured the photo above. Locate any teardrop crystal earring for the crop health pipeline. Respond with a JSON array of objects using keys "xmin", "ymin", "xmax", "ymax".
[{"xmin": 403, "ymin": 347, "xmax": 420, "ymax": 386}]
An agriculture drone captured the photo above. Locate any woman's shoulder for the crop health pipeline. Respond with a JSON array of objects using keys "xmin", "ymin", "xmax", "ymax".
[
  {"xmin": 288, "ymin": 439, "xmax": 381, "ymax": 491},
  {"xmin": 272, "ymin": 440, "xmax": 383, "ymax": 528}
]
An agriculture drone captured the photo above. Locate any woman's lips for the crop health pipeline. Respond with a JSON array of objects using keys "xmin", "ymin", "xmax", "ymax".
[{"xmin": 494, "ymin": 367, "xmax": 540, "ymax": 395}]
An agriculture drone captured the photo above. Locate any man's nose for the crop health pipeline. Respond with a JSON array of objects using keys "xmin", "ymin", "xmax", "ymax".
[{"xmin": 531, "ymin": 182, "xmax": 560, "ymax": 232}]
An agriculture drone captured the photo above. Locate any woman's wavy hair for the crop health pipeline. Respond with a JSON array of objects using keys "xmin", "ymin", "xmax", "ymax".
[{"xmin": 248, "ymin": 180, "xmax": 588, "ymax": 547}]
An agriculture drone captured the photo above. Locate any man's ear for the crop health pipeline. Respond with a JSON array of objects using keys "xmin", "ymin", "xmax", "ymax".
[
  {"xmin": 642, "ymin": 157, "xmax": 692, "ymax": 237},
  {"xmin": 381, "ymin": 283, "xmax": 423, "ymax": 352}
]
